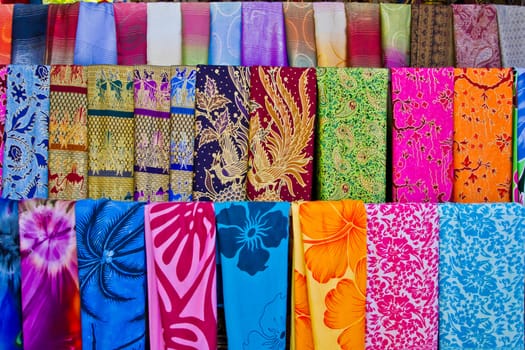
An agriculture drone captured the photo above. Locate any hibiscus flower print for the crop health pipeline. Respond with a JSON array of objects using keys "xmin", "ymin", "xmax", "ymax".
[{"xmin": 244, "ymin": 293, "xmax": 287, "ymax": 349}]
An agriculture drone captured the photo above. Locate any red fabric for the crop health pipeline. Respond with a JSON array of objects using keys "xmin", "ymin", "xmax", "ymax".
[
  {"xmin": 346, "ymin": 3, "xmax": 382, "ymax": 67},
  {"xmin": 114, "ymin": 3, "xmax": 147, "ymax": 65},
  {"xmin": 46, "ymin": 3, "xmax": 79, "ymax": 65}
]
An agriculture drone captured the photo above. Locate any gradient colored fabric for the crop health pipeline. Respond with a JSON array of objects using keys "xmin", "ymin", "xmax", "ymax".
[
  {"xmin": 439, "ymin": 203, "xmax": 525, "ymax": 349},
  {"xmin": 453, "ymin": 68, "xmax": 513, "ymax": 202},
  {"xmin": 0, "ymin": 199, "xmax": 21, "ymax": 350},
  {"xmin": 145, "ymin": 202, "xmax": 217, "ymax": 350},
  {"xmin": 0, "ymin": 66, "xmax": 7, "ymax": 194},
  {"xmin": 295, "ymin": 200, "xmax": 366, "ymax": 350},
  {"xmin": 181, "ymin": 3, "xmax": 209, "ymax": 66},
  {"xmin": 241, "ymin": 2, "xmax": 288, "ymax": 67},
  {"xmin": 193, "ymin": 65, "xmax": 250, "ymax": 202},
  {"xmin": 452, "ymin": 5, "xmax": 501, "ymax": 68},
  {"xmin": 45, "ymin": 3, "xmax": 78, "ymax": 65},
  {"xmin": 11, "ymin": 4, "xmax": 47, "ymax": 64},
  {"xmin": 48, "ymin": 65, "xmax": 88, "ymax": 200},
  {"xmin": 74, "ymin": 2, "xmax": 117, "ymax": 65},
  {"xmin": 366, "ymin": 203, "xmax": 439, "ymax": 349},
  {"xmin": 76, "ymin": 199, "xmax": 146, "ymax": 349},
  {"xmin": 380, "ymin": 4, "xmax": 411, "ymax": 68},
  {"xmin": 215, "ymin": 202, "xmax": 290, "ymax": 350},
  {"xmin": 133, "ymin": 65, "xmax": 171, "ymax": 202},
  {"xmin": 315, "ymin": 68, "xmax": 388, "ymax": 202},
  {"xmin": 19, "ymin": 199, "xmax": 81, "ymax": 350},
  {"xmin": 2, "ymin": 65, "xmax": 49, "ymax": 200},
  {"xmin": 410, "ymin": 5, "xmax": 455, "ymax": 67},
  {"xmin": 0, "ymin": 5, "xmax": 13, "ymax": 64},
  {"xmin": 247, "ymin": 66, "xmax": 316, "ymax": 201},
  {"xmin": 87, "ymin": 65, "xmax": 134, "ymax": 201},
  {"xmin": 313, "ymin": 2, "xmax": 346, "ymax": 67},
  {"xmin": 169, "ymin": 66, "xmax": 196, "ymax": 202},
  {"xmin": 209, "ymin": 2, "xmax": 241, "ymax": 66},
  {"xmin": 146, "ymin": 3, "xmax": 181, "ymax": 66},
  {"xmin": 392, "ymin": 68, "xmax": 454, "ymax": 203},
  {"xmin": 114, "ymin": 3, "xmax": 146, "ymax": 65},
  {"xmin": 345, "ymin": 3, "xmax": 381, "ymax": 68},
  {"xmin": 515, "ymin": 68, "xmax": 525, "ymax": 204},
  {"xmin": 283, "ymin": 2, "xmax": 317, "ymax": 67},
  {"xmin": 496, "ymin": 5, "xmax": 525, "ymax": 67}
]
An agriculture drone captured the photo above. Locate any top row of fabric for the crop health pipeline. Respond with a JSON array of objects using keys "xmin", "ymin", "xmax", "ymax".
[{"xmin": 0, "ymin": 2, "xmax": 520, "ymax": 68}]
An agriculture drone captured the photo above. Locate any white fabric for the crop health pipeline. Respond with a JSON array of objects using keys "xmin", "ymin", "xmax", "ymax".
[{"xmin": 147, "ymin": 3, "xmax": 182, "ymax": 65}]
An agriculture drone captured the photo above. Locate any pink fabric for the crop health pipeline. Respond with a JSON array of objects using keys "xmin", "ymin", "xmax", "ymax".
[
  {"xmin": 391, "ymin": 68, "xmax": 454, "ymax": 202},
  {"xmin": 114, "ymin": 3, "xmax": 147, "ymax": 65},
  {"xmin": 366, "ymin": 203, "xmax": 440, "ymax": 350},
  {"xmin": 145, "ymin": 202, "xmax": 217, "ymax": 350}
]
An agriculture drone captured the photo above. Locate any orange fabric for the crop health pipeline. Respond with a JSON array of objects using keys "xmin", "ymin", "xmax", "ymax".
[
  {"xmin": 0, "ymin": 5, "xmax": 13, "ymax": 64},
  {"xmin": 453, "ymin": 68, "xmax": 513, "ymax": 202}
]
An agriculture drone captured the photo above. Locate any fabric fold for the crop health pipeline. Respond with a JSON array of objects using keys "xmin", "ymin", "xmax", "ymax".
[
  {"xmin": 45, "ymin": 3, "xmax": 79, "ymax": 65},
  {"xmin": 345, "ymin": 3, "xmax": 382, "ymax": 68},
  {"xmin": 12, "ymin": 4, "xmax": 48, "ymax": 64},
  {"xmin": 515, "ymin": 68, "xmax": 525, "ymax": 204},
  {"xmin": 147, "ymin": 3, "xmax": 181, "ymax": 66},
  {"xmin": 114, "ymin": 3, "xmax": 147, "ymax": 65},
  {"xmin": 283, "ymin": 2, "xmax": 317, "ymax": 67},
  {"xmin": 496, "ymin": 5, "xmax": 525, "ymax": 68},
  {"xmin": 181, "ymin": 3, "xmax": 210, "ymax": 66},
  {"xmin": 380, "ymin": 4, "xmax": 411, "ymax": 68},
  {"xmin": 0, "ymin": 5, "xmax": 13, "ymax": 64},
  {"xmin": 209, "ymin": 2, "xmax": 241, "ymax": 66},
  {"xmin": 313, "ymin": 2, "xmax": 346, "ymax": 67}
]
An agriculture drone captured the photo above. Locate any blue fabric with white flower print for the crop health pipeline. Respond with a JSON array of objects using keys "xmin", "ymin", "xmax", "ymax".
[
  {"xmin": 215, "ymin": 202, "xmax": 289, "ymax": 350},
  {"xmin": 438, "ymin": 203, "xmax": 525, "ymax": 350}
]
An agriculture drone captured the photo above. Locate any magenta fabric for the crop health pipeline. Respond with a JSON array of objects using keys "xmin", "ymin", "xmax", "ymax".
[
  {"xmin": 391, "ymin": 68, "xmax": 454, "ymax": 202},
  {"xmin": 114, "ymin": 3, "xmax": 147, "ymax": 65},
  {"xmin": 366, "ymin": 203, "xmax": 440, "ymax": 350}
]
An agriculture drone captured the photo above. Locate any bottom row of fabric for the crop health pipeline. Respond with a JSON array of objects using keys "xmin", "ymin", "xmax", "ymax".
[{"xmin": 0, "ymin": 199, "xmax": 523, "ymax": 350}]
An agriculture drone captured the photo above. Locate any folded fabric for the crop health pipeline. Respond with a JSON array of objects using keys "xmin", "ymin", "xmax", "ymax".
[
  {"xmin": 114, "ymin": 3, "xmax": 146, "ymax": 65},
  {"xmin": 193, "ymin": 65, "xmax": 250, "ymax": 202},
  {"xmin": 169, "ymin": 65, "xmax": 196, "ymax": 202},
  {"xmin": 439, "ymin": 203, "xmax": 525, "ymax": 349},
  {"xmin": 515, "ymin": 68, "xmax": 525, "ymax": 204},
  {"xmin": 366, "ymin": 203, "xmax": 440, "ymax": 349},
  {"xmin": 133, "ymin": 65, "xmax": 171, "ymax": 202},
  {"xmin": 315, "ymin": 68, "xmax": 388, "ymax": 202},
  {"xmin": 380, "ymin": 4, "xmax": 411, "ymax": 67},
  {"xmin": 247, "ymin": 66, "xmax": 316, "ymax": 201},
  {"xmin": 313, "ymin": 2, "xmax": 346, "ymax": 67},
  {"xmin": 0, "ymin": 5, "xmax": 13, "ymax": 64},
  {"xmin": 181, "ymin": 3, "xmax": 209, "ymax": 65},
  {"xmin": 74, "ymin": 2, "xmax": 117, "ymax": 65},
  {"xmin": 496, "ymin": 5, "xmax": 525, "ymax": 67},
  {"xmin": 0, "ymin": 66, "xmax": 7, "ymax": 194},
  {"xmin": 345, "ymin": 3, "xmax": 382, "ymax": 68},
  {"xmin": 145, "ymin": 202, "xmax": 217, "ymax": 350},
  {"xmin": 146, "ymin": 3, "xmax": 182, "ymax": 66},
  {"xmin": 241, "ymin": 2, "xmax": 288, "ymax": 67},
  {"xmin": 392, "ymin": 68, "xmax": 454, "ymax": 202},
  {"xmin": 209, "ymin": 2, "xmax": 241, "ymax": 66},
  {"xmin": 19, "ymin": 199, "xmax": 81, "ymax": 350},
  {"xmin": 48, "ymin": 65, "xmax": 88, "ymax": 200},
  {"xmin": 45, "ymin": 3, "xmax": 79, "ymax": 64},
  {"xmin": 76, "ymin": 199, "xmax": 146, "ymax": 349},
  {"xmin": 453, "ymin": 68, "xmax": 513, "ymax": 202},
  {"xmin": 12, "ymin": 4, "xmax": 48, "ymax": 64},
  {"xmin": 2, "ymin": 65, "xmax": 49, "ymax": 200},
  {"xmin": 215, "ymin": 202, "xmax": 290, "ymax": 350},
  {"xmin": 283, "ymin": 2, "xmax": 317, "ymax": 67}
]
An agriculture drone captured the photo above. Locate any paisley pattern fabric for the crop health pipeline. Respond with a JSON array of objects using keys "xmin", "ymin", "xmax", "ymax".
[
  {"xmin": 19, "ymin": 199, "xmax": 81, "ymax": 350},
  {"xmin": 453, "ymin": 68, "xmax": 513, "ymax": 202},
  {"xmin": 45, "ymin": 3, "xmax": 79, "ymax": 65},
  {"xmin": 438, "ymin": 203, "xmax": 525, "ymax": 349},
  {"xmin": 366, "ymin": 203, "xmax": 440, "ymax": 350},
  {"xmin": 515, "ymin": 68, "xmax": 525, "ymax": 204},
  {"xmin": 247, "ymin": 66, "xmax": 316, "ymax": 201},
  {"xmin": 48, "ymin": 65, "xmax": 88, "ymax": 200},
  {"xmin": 215, "ymin": 202, "xmax": 290, "ymax": 350},
  {"xmin": 114, "ymin": 3, "xmax": 147, "ymax": 65},
  {"xmin": 312, "ymin": 3, "xmax": 346, "ymax": 68},
  {"xmin": 146, "ymin": 3, "xmax": 182, "ymax": 66},
  {"xmin": 283, "ymin": 3, "xmax": 317, "ymax": 68},
  {"xmin": 345, "ymin": 3, "xmax": 382, "ymax": 68},
  {"xmin": 145, "ymin": 202, "xmax": 217, "ymax": 350},
  {"xmin": 380, "ymin": 4, "xmax": 411, "ymax": 67},
  {"xmin": 181, "ymin": 3, "xmax": 210, "ymax": 66},
  {"xmin": 0, "ymin": 66, "xmax": 7, "ymax": 194},
  {"xmin": 0, "ymin": 5, "xmax": 13, "ymax": 64},
  {"xmin": 87, "ymin": 65, "xmax": 134, "ymax": 201},
  {"xmin": 133, "ymin": 65, "xmax": 171, "ymax": 203},
  {"xmin": 495, "ymin": 5, "xmax": 525, "ymax": 67},
  {"xmin": 392, "ymin": 68, "xmax": 454, "ymax": 203},
  {"xmin": 11, "ymin": 5, "xmax": 48, "ymax": 65},
  {"xmin": 315, "ymin": 68, "xmax": 388, "ymax": 202},
  {"xmin": 193, "ymin": 65, "xmax": 250, "ymax": 202},
  {"xmin": 76, "ymin": 199, "xmax": 146, "ymax": 350},
  {"xmin": 3, "ymin": 65, "xmax": 49, "ymax": 200},
  {"xmin": 209, "ymin": 2, "xmax": 241, "ymax": 66}
]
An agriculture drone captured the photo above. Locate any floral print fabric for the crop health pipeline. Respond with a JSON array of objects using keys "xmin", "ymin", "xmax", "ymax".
[{"xmin": 515, "ymin": 68, "xmax": 525, "ymax": 204}]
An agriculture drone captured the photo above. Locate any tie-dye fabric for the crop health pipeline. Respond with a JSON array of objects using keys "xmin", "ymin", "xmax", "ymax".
[
  {"xmin": 0, "ymin": 66, "xmax": 7, "ymax": 194},
  {"xmin": 345, "ymin": 3, "xmax": 382, "ymax": 68},
  {"xmin": 515, "ymin": 68, "xmax": 525, "ymax": 204},
  {"xmin": 283, "ymin": 2, "xmax": 317, "ymax": 68},
  {"xmin": 209, "ymin": 2, "xmax": 241, "ymax": 66},
  {"xmin": 380, "ymin": 4, "xmax": 411, "ymax": 67},
  {"xmin": 181, "ymin": 3, "xmax": 210, "ymax": 66},
  {"xmin": 312, "ymin": 3, "xmax": 346, "ymax": 67}
]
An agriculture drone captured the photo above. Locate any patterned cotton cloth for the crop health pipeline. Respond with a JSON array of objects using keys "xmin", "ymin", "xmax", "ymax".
[
  {"xmin": 0, "ymin": 5, "xmax": 13, "ymax": 64},
  {"xmin": 146, "ymin": 3, "xmax": 181, "ymax": 66},
  {"xmin": 247, "ymin": 66, "xmax": 316, "ymax": 201},
  {"xmin": 313, "ymin": 3, "xmax": 346, "ymax": 67},
  {"xmin": 19, "ymin": 199, "xmax": 81, "ymax": 350},
  {"xmin": 45, "ymin": 3, "xmax": 79, "ymax": 65},
  {"xmin": 209, "ymin": 2, "xmax": 241, "ymax": 66},
  {"xmin": 380, "ymin": 4, "xmax": 411, "ymax": 68},
  {"xmin": 181, "ymin": 3, "xmax": 210, "ymax": 66},
  {"xmin": 145, "ymin": 202, "xmax": 217, "ymax": 350},
  {"xmin": 0, "ymin": 66, "xmax": 7, "ymax": 194},
  {"xmin": 496, "ymin": 5, "xmax": 525, "ymax": 67},
  {"xmin": 12, "ymin": 4, "xmax": 48, "ymax": 64},
  {"xmin": 283, "ymin": 3, "xmax": 317, "ymax": 67},
  {"xmin": 439, "ymin": 203, "xmax": 525, "ymax": 349},
  {"xmin": 515, "ymin": 68, "xmax": 525, "ymax": 204},
  {"xmin": 453, "ymin": 68, "xmax": 513, "ymax": 202},
  {"xmin": 345, "ymin": 3, "xmax": 382, "ymax": 68},
  {"xmin": 114, "ymin": 3, "xmax": 147, "ymax": 65},
  {"xmin": 315, "ymin": 68, "xmax": 388, "ymax": 202},
  {"xmin": 366, "ymin": 203, "xmax": 440, "ymax": 350},
  {"xmin": 392, "ymin": 68, "xmax": 454, "ymax": 202}
]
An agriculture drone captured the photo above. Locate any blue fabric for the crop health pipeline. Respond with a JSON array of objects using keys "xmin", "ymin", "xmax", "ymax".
[
  {"xmin": 209, "ymin": 2, "xmax": 241, "ymax": 65},
  {"xmin": 74, "ymin": 3, "xmax": 117, "ymax": 65},
  {"xmin": 2, "ymin": 65, "xmax": 49, "ymax": 200},
  {"xmin": 215, "ymin": 202, "xmax": 289, "ymax": 350},
  {"xmin": 76, "ymin": 199, "xmax": 146, "ymax": 350},
  {"xmin": 516, "ymin": 68, "xmax": 525, "ymax": 203},
  {"xmin": 11, "ymin": 5, "xmax": 48, "ymax": 64},
  {"xmin": 438, "ymin": 203, "xmax": 525, "ymax": 350}
]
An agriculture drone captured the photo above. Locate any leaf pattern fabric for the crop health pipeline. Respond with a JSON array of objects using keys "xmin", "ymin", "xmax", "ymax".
[
  {"xmin": 283, "ymin": 3, "xmax": 317, "ymax": 68},
  {"xmin": 345, "ymin": 3, "xmax": 382, "ymax": 68},
  {"xmin": 380, "ymin": 4, "xmax": 411, "ymax": 68},
  {"xmin": 247, "ymin": 66, "xmax": 316, "ymax": 201},
  {"xmin": 392, "ymin": 68, "xmax": 454, "ymax": 203},
  {"xmin": 0, "ymin": 65, "xmax": 7, "ymax": 194},
  {"xmin": 145, "ymin": 202, "xmax": 217, "ymax": 350},
  {"xmin": 366, "ymin": 203, "xmax": 439, "ymax": 350},
  {"xmin": 453, "ymin": 68, "xmax": 513, "ymax": 202},
  {"xmin": 315, "ymin": 68, "xmax": 388, "ymax": 202},
  {"xmin": 3, "ymin": 65, "xmax": 49, "ymax": 200},
  {"xmin": 438, "ymin": 203, "xmax": 525, "ymax": 349},
  {"xmin": 76, "ymin": 199, "xmax": 146, "ymax": 350},
  {"xmin": 515, "ymin": 68, "xmax": 525, "ymax": 204},
  {"xmin": 19, "ymin": 199, "xmax": 81, "ymax": 350},
  {"xmin": 313, "ymin": 3, "xmax": 346, "ymax": 68}
]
